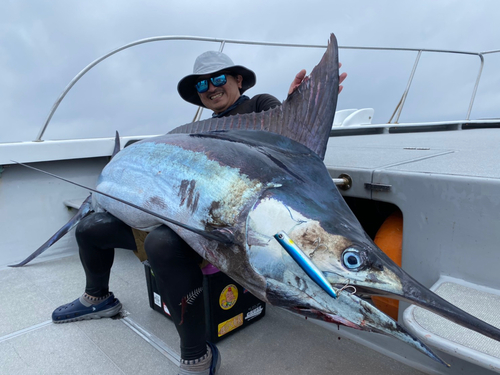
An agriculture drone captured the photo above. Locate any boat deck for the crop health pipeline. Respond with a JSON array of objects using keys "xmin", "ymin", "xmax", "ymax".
[
  {"xmin": 2, "ymin": 126, "xmax": 499, "ymax": 374},
  {"xmin": 1, "ymin": 249, "xmax": 425, "ymax": 375}
]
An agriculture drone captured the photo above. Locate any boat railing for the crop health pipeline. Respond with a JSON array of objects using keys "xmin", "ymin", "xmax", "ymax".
[{"xmin": 35, "ymin": 35, "xmax": 500, "ymax": 141}]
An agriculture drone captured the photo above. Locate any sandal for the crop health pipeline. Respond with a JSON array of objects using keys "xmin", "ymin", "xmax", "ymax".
[{"xmin": 52, "ymin": 292, "xmax": 122, "ymax": 323}]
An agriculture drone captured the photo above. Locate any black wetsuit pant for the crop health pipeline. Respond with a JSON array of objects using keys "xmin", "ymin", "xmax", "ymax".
[{"xmin": 76, "ymin": 212, "xmax": 206, "ymax": 360}]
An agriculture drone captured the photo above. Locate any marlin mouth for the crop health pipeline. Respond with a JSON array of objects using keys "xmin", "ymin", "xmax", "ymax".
[
  {"xmin": 292, "ymin": 306, "xmax": 361, "ymax": 329},
  {"xmin": 281, "ymin": 289, "xmax": 451, "ymax": 367}
]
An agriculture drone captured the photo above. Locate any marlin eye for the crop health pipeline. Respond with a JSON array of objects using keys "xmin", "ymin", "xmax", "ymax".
[{"xmin": 342, "ymin": 249, "xmax": 365, "ymax": 271}]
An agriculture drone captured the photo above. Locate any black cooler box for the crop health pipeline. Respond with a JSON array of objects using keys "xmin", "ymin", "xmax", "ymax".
[{"xmin": 144, "ymin": 261, "xmax": 266, "ymax": 342}]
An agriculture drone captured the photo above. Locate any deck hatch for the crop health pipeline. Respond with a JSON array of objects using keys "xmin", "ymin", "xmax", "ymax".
[{"xmin": 404, "ymin": 276, "xmax": 500, "ymax": 372}]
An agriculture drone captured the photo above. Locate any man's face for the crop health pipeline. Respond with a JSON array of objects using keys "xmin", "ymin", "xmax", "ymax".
[{"xmin": 197, "ymin": 73, "xmax": 243, "ymax": 113}]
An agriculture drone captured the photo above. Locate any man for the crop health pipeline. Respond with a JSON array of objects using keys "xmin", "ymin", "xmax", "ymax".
[{"xmin": 52, "ymin": 50, "xmax": 346, "ymax": 375}]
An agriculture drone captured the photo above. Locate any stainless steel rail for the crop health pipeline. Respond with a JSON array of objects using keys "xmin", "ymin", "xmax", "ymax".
[{"xmin": 35, "ymin": 35, "xmax": 499, "ymax": 141}]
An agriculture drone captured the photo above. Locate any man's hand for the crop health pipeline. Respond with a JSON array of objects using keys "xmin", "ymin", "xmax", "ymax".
[
  {"xmin": 288, "ymin": 69, "xmax": 307, "ymax": 95},
  {"xmin": 288, "ymin": 63, "xmax": 347, "ymax": 95}
]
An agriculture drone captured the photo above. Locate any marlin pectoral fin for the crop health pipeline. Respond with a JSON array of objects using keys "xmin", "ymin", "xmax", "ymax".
[
  {"xmin": 9, "ymin": 195, "xmax": 93, "ymax": 267},
  {"xmin": 12, "ymin": 161, "xmax": 235, "ymax": 246}
]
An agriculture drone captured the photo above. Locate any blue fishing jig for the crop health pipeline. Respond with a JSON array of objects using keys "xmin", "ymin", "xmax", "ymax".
[{"xmin": 274, "ymin": 231, "xmax": 337, "ymax": 299}]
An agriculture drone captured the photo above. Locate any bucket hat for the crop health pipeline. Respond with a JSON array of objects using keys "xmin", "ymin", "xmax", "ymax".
[{"xmin": 177, "ymin": 51, "xmax": 256, "ymax": 107}]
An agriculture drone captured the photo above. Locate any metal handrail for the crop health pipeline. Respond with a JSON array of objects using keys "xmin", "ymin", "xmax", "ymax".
[
  {"xmin": 35, "ymin": 35, "xmax": 496, "ymax": 141},
  {"xmin": 482, "ymin": 49, "xmax": 500, "ymax": 54},
  {"xmin": 391, "ymin": 50, "xmax": 422, "ymax": 124}
]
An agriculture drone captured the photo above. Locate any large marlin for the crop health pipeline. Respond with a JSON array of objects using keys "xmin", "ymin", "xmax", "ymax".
[{"xmin": 13, "ymin": 34, "xmax": 500, "ymax": 366}]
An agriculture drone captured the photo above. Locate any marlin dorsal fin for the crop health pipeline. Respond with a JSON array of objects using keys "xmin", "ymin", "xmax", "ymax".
[{"xmin": 168, "ymin": 34, "xmax": 339, "ymax": 160}]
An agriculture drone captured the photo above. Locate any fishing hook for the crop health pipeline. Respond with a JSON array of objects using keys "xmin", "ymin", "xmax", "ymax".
[
  {"xmin": 338, "ymin": 281, "xmax": 357, "ymax": 295},
  {"xmin": 310, "ymin": 237, "xmax": 328, "ymax": 257}
]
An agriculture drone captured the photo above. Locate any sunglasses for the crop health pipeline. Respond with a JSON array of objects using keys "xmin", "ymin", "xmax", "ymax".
[{"xmin": 195, "ymin": 74, "xmax": 228, "ymax": 93}]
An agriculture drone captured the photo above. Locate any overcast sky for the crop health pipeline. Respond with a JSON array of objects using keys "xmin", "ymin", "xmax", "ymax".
[{"xmin": 2, "ymin": 0, "xmax": 499, "ymax": 143}]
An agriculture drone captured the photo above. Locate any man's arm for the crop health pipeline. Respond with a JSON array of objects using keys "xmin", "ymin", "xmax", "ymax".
[
  {"xmin": 288, "ymin": 63, "xmax": 347, "ymax": 95},
  {"xmin": 254, "ymin": 94, "xmax": 282, "ymax": 112}
]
